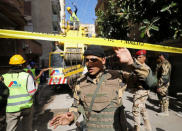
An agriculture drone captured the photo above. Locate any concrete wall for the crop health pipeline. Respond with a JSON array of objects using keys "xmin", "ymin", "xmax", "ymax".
[{"xmin": 32, "ymin": 0, "xmax": 54, "ymax": 67}]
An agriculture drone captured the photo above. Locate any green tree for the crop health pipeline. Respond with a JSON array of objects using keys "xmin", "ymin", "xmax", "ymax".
[{"xmin": 96, "ymin": 0, "xmax": 182, "ymax": 43}]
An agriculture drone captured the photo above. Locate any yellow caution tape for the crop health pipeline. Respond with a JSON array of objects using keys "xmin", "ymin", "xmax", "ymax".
[
  {"xmin": 0, "ymin": 29, "xmax": 182, "ymax": 54},
  {"xmin": 63, "ymin": 64, "xmax": 82, "ymax": 74},
  {"xmin": 64, "ymin": 67, "xmax": 84, "ymax": 77}
]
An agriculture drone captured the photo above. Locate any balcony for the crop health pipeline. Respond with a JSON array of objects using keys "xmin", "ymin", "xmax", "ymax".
[{"xmin": 0, "ymin": 0, "xmax": 26, "ymax": 28}]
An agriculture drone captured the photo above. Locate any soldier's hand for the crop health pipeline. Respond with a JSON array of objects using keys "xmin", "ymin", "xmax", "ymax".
[
  {"xmin": 49, "ymin": 112, "xmax": 74, "ymax": 129},
  {"xmin": 113, "ymin": 47, "xmax": 133, "ymax": 65}
]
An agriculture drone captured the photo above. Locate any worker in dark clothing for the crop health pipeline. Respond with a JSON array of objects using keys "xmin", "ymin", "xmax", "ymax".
[{"xmin": 0, "ymin": 76, "xmax": 9, "ymax": 131}]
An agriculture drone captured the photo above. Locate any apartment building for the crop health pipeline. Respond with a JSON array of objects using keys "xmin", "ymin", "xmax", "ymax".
[
  {"xmin": 31, "ymin": 0, "xmax": 61, "ymax": 67},
  {"xmin": 0, "ymin": 0, "xmax": 62, "ymax": 73},
  {"xmin": 0, "ymin": 0, "xmax": 42, "ymax": 73}
]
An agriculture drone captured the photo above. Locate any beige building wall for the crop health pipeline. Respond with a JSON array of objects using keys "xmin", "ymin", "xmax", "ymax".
[{"xmin": 80, "ymin": 24, "xmax": 95, "ymax": 37}]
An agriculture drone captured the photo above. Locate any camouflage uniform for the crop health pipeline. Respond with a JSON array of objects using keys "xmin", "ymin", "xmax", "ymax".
[
  {"xmin": 132, "ymin": 59, "xmax": 151, "ymax": 131},
  {"xmin": 69, "ymin": 70, "xmax": 128, "ymax": 131},
  {"xmin": 156, "ymin": 59, "xmax": 171, "ymax": 113}
]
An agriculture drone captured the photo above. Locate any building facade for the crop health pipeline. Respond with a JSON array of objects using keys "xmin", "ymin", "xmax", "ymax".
[
  {"xmin": 31, "ymin": 0, "xmax": 61, "ymax": 67},
  {"xmin": 0, "ymin": 0, "xmax": 42, "ymax": 73},
  {"xmin": 80, "ymin": 24, "xmax": 95, "ymax": 37},
  {"xmin": 0, "ymin": 0, "xmax": 62, "ymax": 74}
]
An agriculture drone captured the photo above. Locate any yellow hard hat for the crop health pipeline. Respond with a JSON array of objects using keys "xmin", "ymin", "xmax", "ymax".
[
  {"xmin": 67, "ymin": 7, "xmax": 71, "ymax": 11},
  {"xmin": 9, "ymin": 54, "xmax": 26, "ymax": 65}
]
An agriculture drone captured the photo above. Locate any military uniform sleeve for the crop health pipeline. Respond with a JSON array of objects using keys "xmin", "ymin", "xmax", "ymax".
[
  {"xmin": 158, "ymin": 62, "xmax": 171, "ymax": 87},
  {"xmin": 67, "ymin": 75, "xmax": 80, "ymax": 89},
  {"xmin": 124, "ymin": 59, "xmax": 150, "ymax": 89},
  {"xmin": 120, "ymin": 70, "xmax": 132, "ymax": 81},
  {"xmin": 132, "ymin": 59, "xmax": 149, "ymax": 81},
  {"xmin": 68, "ymin": 85, "xmax": 81, "ymax": 122}
]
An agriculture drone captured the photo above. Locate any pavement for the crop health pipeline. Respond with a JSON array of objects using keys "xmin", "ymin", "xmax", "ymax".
[
  {"xmin": 123, "ymin": 90, "xmax": 182, "ymax": 131},
  {"xmin": 33, "ymin": 85, "xmax": 182, "ymax": 131}
]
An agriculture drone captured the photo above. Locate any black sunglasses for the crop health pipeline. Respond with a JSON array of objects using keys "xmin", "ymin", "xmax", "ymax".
[{"xmin": 84, "ymin": 58, "xmax": 99, "ymax": 63}]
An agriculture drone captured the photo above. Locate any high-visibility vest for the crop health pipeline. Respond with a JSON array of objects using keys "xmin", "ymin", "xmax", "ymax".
[
  {"xmin": 24, "ymin": 68, "xmax": 40, "ymax": 84},
  {"xmin": 24, "ymin": 68, "xmax": 34, "ymax": 78},
  {"xmin": 70, "ymin": 12, "xmax": 79, "ymax": 22},
  {"xmin": 31, "ymin": 68, "xmax": 40, "ymax": 84},
  {"xmin": 30, "ymin": 68, "xmax": 36, "ymax": 78},
  {"xmin": 3, "ymin": 72, "xmax": 33, "ymax": 112}
]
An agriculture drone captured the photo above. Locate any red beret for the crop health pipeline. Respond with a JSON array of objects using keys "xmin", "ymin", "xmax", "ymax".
[{"xmin": 136, "ymin": 50, "xmax": 146, "ymax": 56}]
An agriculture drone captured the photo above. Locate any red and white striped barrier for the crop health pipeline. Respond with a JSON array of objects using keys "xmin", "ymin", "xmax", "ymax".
[{"xmin": 48, "ymin": 77, "xmax": 67, "ymax": 85}]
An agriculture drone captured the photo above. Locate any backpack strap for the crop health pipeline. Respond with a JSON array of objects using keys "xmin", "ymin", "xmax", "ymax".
[{"xmin": 87, "ymin": 74, "xmax": 106, "ymax": 119}]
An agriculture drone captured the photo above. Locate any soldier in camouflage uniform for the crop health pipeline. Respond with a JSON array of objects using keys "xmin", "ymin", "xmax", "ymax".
[
  {"xmin": 132, "ymin": 50, "xmax": 152, "ymax": 131},
  {"xmin": 156, "ymin": 53, "xmax": 171, "ymax": 116},
  {"xmin": 49, "ymin": 46, "xmax": 148, "ymax": 131}
]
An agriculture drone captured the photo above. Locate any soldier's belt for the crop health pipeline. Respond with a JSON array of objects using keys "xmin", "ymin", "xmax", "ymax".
[{"xmin": 1, "ymin": 29, "xmax": 182, "ymax": 53}]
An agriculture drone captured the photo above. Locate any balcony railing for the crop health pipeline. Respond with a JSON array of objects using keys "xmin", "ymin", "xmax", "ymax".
[{"xmin": 0, "ymin": 0, "xmax": 24, "ymax": 15}]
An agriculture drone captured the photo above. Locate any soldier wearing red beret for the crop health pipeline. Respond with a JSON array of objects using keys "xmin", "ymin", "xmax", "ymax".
[
  {"xmin": 135, "ymin": 50, "xmax": 146, "ymax": 56},
  {"xmin": 132, "ymin": 50, "xmax": 152, "ymax": 131}
]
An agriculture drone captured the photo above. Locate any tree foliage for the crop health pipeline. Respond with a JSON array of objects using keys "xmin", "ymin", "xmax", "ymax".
[{"xmin": 96, "ymin": 0, "xmax": 182, "ymax": 43}]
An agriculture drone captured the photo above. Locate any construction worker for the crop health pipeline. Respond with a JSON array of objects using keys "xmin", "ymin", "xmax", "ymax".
[
  {"xmin": 29, "ymin": 61, "xmax": 36, "ymax": 77},
  {"xmin": 24, "ymin": 61, "xmax": 43, "ymax": 86},
  {"xmin": 23, "ymin": 62, "xmax": 35, "ymax": 79},
  {"xmin": 29, "ymin": 61, "xmax": 42, "ymax": 84},
  {"xmin": 67, "ymin": 4, "xmax": 79, "ymax": 30},
  {"xmin": 132, "ymin": 50, "xmax": 152, "ymax": 131},
  {"xmin": 156, "ymin": 53, "xmax": 171, "ymax": 116},
  {"xmin": 2, "ymin": 54, "xmax": 37, "ymax": 131}
]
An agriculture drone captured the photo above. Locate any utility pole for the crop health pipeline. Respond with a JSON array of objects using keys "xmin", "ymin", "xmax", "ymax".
[{"xmin": 59, "ymin": 0, "xmax": 65, "ymax": 33}]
